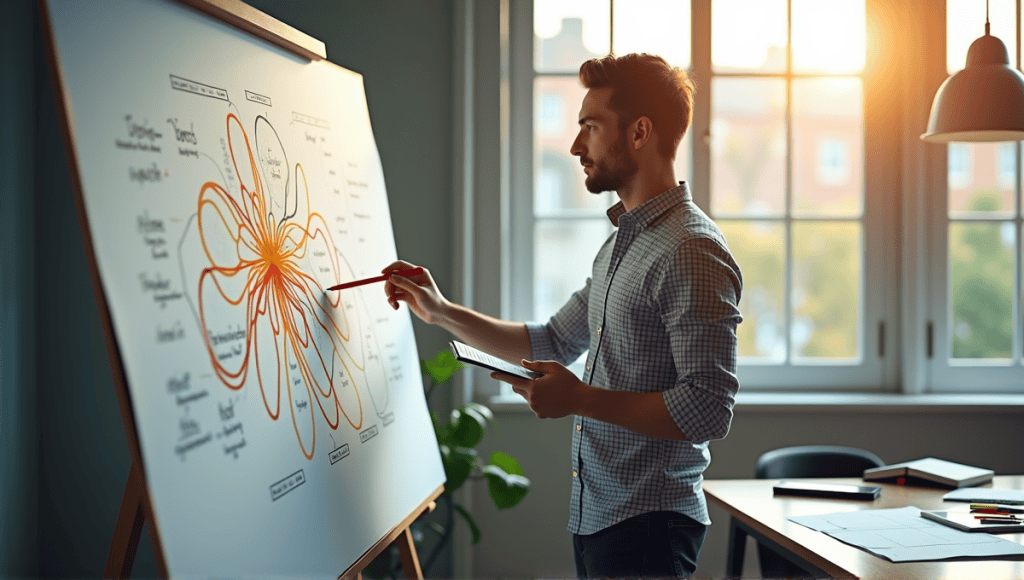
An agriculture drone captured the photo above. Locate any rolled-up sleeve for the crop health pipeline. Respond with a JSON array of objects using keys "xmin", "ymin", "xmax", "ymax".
[
  {"xmin": 526, "ymin": 277, "xmax": 592, "ymax": 366},
  {"xmin": 657, "ymin": 237, "xmax": 743, "ymax": 443}
]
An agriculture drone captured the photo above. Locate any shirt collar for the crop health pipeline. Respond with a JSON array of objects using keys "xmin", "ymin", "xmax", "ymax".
[{"xmin": 606, "ymin": 182, "xmax": 691, "ymax": 228}]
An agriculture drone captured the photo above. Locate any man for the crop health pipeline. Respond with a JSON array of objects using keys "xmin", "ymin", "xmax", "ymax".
[{"xmin": 382, "ymin": 53, "xmax": 742, "ymax": 579}]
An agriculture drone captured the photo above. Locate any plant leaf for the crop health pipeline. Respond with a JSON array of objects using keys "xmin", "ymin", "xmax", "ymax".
[
  {"xmin": 452, "ymin": 503, "xmax": 482, "ymax": 544},
  {"xmin": 481, "ymin": 464, "xmax": 530, "ymax": 510},
  {"xmin": 466, "ymin": 401, "xmax": 494, "ymax": 423},
  {"xmin": 488, "ymin": 451, "xmax": 525, "ymax": 477},
  {"xmin": 440, "ymin": 445, "xmax": 477, "ymax": 492},
  {"xmin": 431, "ymin": 411, "xmax": 452, "ymax": 446},
  {"xmin": 466, "ymin": 402, "xmax": 498, "ymax": 435},
  {"xmin": 421, "ymin": 350, "xmax": 464, "ymax": 384},
  {"xmin": 446, "ymin": 406, "xmax": 486, "ymax": 448}
]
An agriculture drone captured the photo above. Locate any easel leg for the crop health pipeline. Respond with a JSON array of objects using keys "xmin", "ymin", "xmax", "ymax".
[
  {"xmin": 104, "ymin": 462, "xmax": 146, "ymax": 579},
  {"xmin": 339, "ymin": 499, "xmax": 436, "ymax": 580},
  {"xmin": 394, "ymin": 527, "xmax": 424, "ymax": 580}
]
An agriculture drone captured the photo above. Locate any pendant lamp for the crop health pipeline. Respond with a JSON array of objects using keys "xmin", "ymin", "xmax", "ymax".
[{"xmin": 921, "ymin": 4, "xmax": 1024, "ymax": 142}]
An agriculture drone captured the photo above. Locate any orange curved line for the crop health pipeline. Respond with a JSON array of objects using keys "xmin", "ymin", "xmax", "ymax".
[
  {"xmin": 253, "ymin": 293, "xmax": 282, "ymax": 421},
  {"xmin": 283, "ymin": 344, "xmax": 315, "ymax": 460},
  {"xmin": 197, "ymin": 113, "xmax": 378, "ymax": 459},
  {"xmin": 330, "ymin": 354, "xmax": 364, "ymax": 431},
  {"xmin": 291, "ymin": 335, "xmax": 341, "ymax": 432},
  {"xmin": 198, "ymin": 268, "xmax": 247, "ymax": 387}
]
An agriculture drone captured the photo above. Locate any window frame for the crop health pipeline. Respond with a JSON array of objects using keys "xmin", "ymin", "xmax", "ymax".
[{"xmin": 506, "ymin": 0, "xmax": 901, "ymax": 393}]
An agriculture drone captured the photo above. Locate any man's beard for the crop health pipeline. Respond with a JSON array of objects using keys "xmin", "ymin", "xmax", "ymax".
[{"xmin": 584, "ymin": 130, "xmax": 638, "ymax": 194}]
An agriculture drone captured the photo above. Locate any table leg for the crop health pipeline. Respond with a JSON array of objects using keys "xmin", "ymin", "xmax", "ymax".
[{"xmin": 727, "ymin": 516, "xmax": 747, "ymax": 578}]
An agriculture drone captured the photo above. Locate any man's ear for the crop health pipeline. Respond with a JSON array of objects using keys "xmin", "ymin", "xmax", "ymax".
[{"xmin": 631, "ymin": 116, "xmax": 654, "ymax": 151}]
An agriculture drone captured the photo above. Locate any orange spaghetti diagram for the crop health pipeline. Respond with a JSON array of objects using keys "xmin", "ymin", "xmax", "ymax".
[{"xmin": 180, "ymin": 112, "xmax": 391, "ymax": 460}]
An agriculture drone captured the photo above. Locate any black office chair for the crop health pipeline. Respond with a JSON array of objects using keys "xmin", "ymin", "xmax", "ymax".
[{"xmin": 727, "ymin": 445, "xmax": 885, "ymax": 579}]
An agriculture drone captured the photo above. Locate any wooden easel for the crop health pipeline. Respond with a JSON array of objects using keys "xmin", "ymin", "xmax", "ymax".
[
  {"xmin": 38, "ymin": 0, "xmax": 444, "ymax": 577},
  {"xmin": 104, "ymin": 462, "xmax": 442, "ymax": 579}
]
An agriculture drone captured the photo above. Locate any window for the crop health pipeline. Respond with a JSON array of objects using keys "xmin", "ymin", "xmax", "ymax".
[
  {"xmin": 929, "ymin": 0, "xmax": 1024, "ymax": 391},
  {"xmin": 999, "ymin": 142, "xmax": 1016, "ymax": 189},
  {"xmin": 496, "ymin": 0, "xmax": 1024, "ymax": 394},
  {"xmin": 538, "ymin": 93, "xmax": 565, "ymax": 136},
  {"xmin": 947, "ymin": 144, "xmax": 971, "ymax": 190},
  {"xmin": 513, "ymin": 0, "xmax": 890, "ymax": 391},
  {"xmin": 817, "ymin": 139, "xmax": 849, "ymax": 186},
  {"xmin": 709, "ymin": 0, "xmax": 881, "ymax": 388},
  {"xmin": 520, "ymin": 0, "xmax": 692, "ymax": 377}
]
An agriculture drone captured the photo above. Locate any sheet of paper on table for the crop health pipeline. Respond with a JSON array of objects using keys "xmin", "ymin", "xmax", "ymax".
[{"xmin": 789, "ymin": 506, "xmax": 1024, "ymax": 562}]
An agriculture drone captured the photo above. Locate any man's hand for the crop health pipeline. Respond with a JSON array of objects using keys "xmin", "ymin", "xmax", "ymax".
[
  {"xmin": 492, "ymin": 360, "xmax": 585, "ymax": 419},
  {"xmin": 381, "ymin": 260, "xmax": 450, "ymax": 324}
]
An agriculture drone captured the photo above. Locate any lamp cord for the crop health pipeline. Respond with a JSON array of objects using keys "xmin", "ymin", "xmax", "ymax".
[{"xmin": 986, "ymin": 0, "xmax": 991, "ymax": 35}]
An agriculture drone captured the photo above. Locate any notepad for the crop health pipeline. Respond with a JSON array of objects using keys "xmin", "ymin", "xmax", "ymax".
[
  {"xmin": 943, "ymin": 487, "xmax": 1024, "ymax": 505},
  {"xmin": 922, "ymin": 508, "xmax": 1024, "ymax": 533},
  {"xmin": 863, "ymin": 457, "xmax": 994, "ymax": 488}
]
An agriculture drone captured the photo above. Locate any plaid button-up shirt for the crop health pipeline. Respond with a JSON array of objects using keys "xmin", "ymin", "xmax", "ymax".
[{"xmin": 525, "ymin": 182, "xmax": 743, "ymax": 535}]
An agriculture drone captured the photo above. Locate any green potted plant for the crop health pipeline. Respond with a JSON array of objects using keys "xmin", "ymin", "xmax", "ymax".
[{"xmin": 366, "ymin": 350, "xmax": 530, "ymax": 578}]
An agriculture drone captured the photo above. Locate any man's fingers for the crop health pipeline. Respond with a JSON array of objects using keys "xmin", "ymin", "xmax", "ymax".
[
  {"xmin": 522, "ymin": 359, "xmax": 557, "ymax": 373},
  {"xmin": 381, "ymin": 260, "xmax": 415, "ymax": 275},
  {"xmin": 492, "ymin": 371, "xmax": 529, "ymax": 389},
  {"xmin": 389, "ymin": 274, "xmax": 421, "ymax": 298}
]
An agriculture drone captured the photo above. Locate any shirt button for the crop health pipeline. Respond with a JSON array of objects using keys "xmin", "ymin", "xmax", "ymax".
[
  {"xmin": 576, "ymin": 424, "xmax": 582, "ymax": 431},
  {"xmin": 573, "ymin": 471, "xmax": 578, "ymax": 478},
  {"xmin": 585, "ymin": 364, "xmax": 591, "ymax": 371},
  {"xmin": 597, "ymin": 326, "xmax": 602, "ymax": 335}
]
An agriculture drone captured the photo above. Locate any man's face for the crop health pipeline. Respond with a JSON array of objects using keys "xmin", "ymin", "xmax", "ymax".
[{"xmin": 570, "ymin": 87, "xmax": 638, "ymax": 194}]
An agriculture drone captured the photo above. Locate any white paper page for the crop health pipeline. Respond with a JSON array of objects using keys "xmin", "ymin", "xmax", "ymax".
[{"xmin": 790, "ymin": 507, "xmax": 1024, "ymax": 562}]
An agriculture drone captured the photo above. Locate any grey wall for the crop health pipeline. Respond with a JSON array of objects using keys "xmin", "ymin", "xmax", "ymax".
[
  {"xmin": 6, "ymin": 1, "xmax": 455, "ymax": 577},
  {"xmin": 0, "ymin": 0, "xmax": 40, "ymax": 577}
]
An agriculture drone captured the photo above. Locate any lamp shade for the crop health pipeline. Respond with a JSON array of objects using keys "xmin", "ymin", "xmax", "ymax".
[{"xmin": 921, "ymin": 32, "xmax": 1024, "ymax": 142}]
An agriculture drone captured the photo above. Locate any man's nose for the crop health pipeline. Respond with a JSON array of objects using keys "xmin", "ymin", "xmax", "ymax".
[{"xmin": 570, "ymin": 136, "xmax": 583, "ymax": 157}]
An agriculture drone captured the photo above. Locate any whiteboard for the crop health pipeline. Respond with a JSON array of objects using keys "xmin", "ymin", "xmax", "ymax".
[{"xmin": 42, "ymin": 0, "xmax": 445, "ymax": 576}]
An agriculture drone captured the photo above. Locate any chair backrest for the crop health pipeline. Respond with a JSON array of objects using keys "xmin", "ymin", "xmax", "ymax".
[{"xmin": 755, "ymin": 445, "xmax": 885, "ymax": 479}]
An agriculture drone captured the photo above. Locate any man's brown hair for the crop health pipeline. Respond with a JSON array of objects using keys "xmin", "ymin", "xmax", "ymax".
[{"xmin": 578, "ymin": 53, "xmax": 694, "ymax": 160}]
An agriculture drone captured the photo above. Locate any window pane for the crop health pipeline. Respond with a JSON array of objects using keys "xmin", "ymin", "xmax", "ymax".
[
  {"xmin": 535, "ymin": 77, "xmax": 613, "ymax": 213},
  {"xmin": 711, "ymin": 78, "xmax": 787, "ymax": 217},
  {"xmin": 948, "ymin": 143, "xmax": 1015, "ymax": 217},
  {"xmin": 674, "ymin": 133, "xmax": 692, "ymax": 186},
  {"xmin": 949, "ymin": 222, "xmax": 1015, "ymax": 359},
  {"xmin": 612, "ymin": 0, "xmax": 690, "ymax": 68},
  {"xmin": 534, "ymin": 219, "xmax": 612, "ymax": 320},
  {"xmin": 712, "ymin": 0, "xmax": 787, "ymax": 73},
  {"xmin": 535, "ymin": 0, "xmax": 610, "ymax": 73},
  {"xmin": 792, "ymin": 0, "xmax": 865, "ymax": 74},
  {"xmin": 948, "ymin": 0, "xmax": 1016, "ymax": 73},
  {"xmin": 792, "ymin": 78, "xmax": 864, "ymax": 217},
  {"xmin": 792, "ymin": 221, "xmax": 861, "ymax": 360},
  {"xmin": 718, "ymin": 220, "xmax": 786, "ymax": 362}
]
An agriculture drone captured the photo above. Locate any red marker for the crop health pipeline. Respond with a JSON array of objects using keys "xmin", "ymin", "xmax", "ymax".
[{"xmin": 326, "ymin": 267, "xmax": 423, "ymax": 292}]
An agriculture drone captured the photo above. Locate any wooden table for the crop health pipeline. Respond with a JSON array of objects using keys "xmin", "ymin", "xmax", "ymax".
[{"xmin": 704, "ymin": 475, "xmax": 1024, "ymax": 580}]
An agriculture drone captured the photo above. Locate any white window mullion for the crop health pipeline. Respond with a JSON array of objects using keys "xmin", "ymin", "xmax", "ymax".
[{"xmin": 509, "ymin": 0, "xmax": 534, "ymax": 324}]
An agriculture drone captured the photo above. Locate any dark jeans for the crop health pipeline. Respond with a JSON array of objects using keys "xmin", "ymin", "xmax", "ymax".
[{"xmin": 572, "ymin": 511, "xmax": 707, "ymax": 579}]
